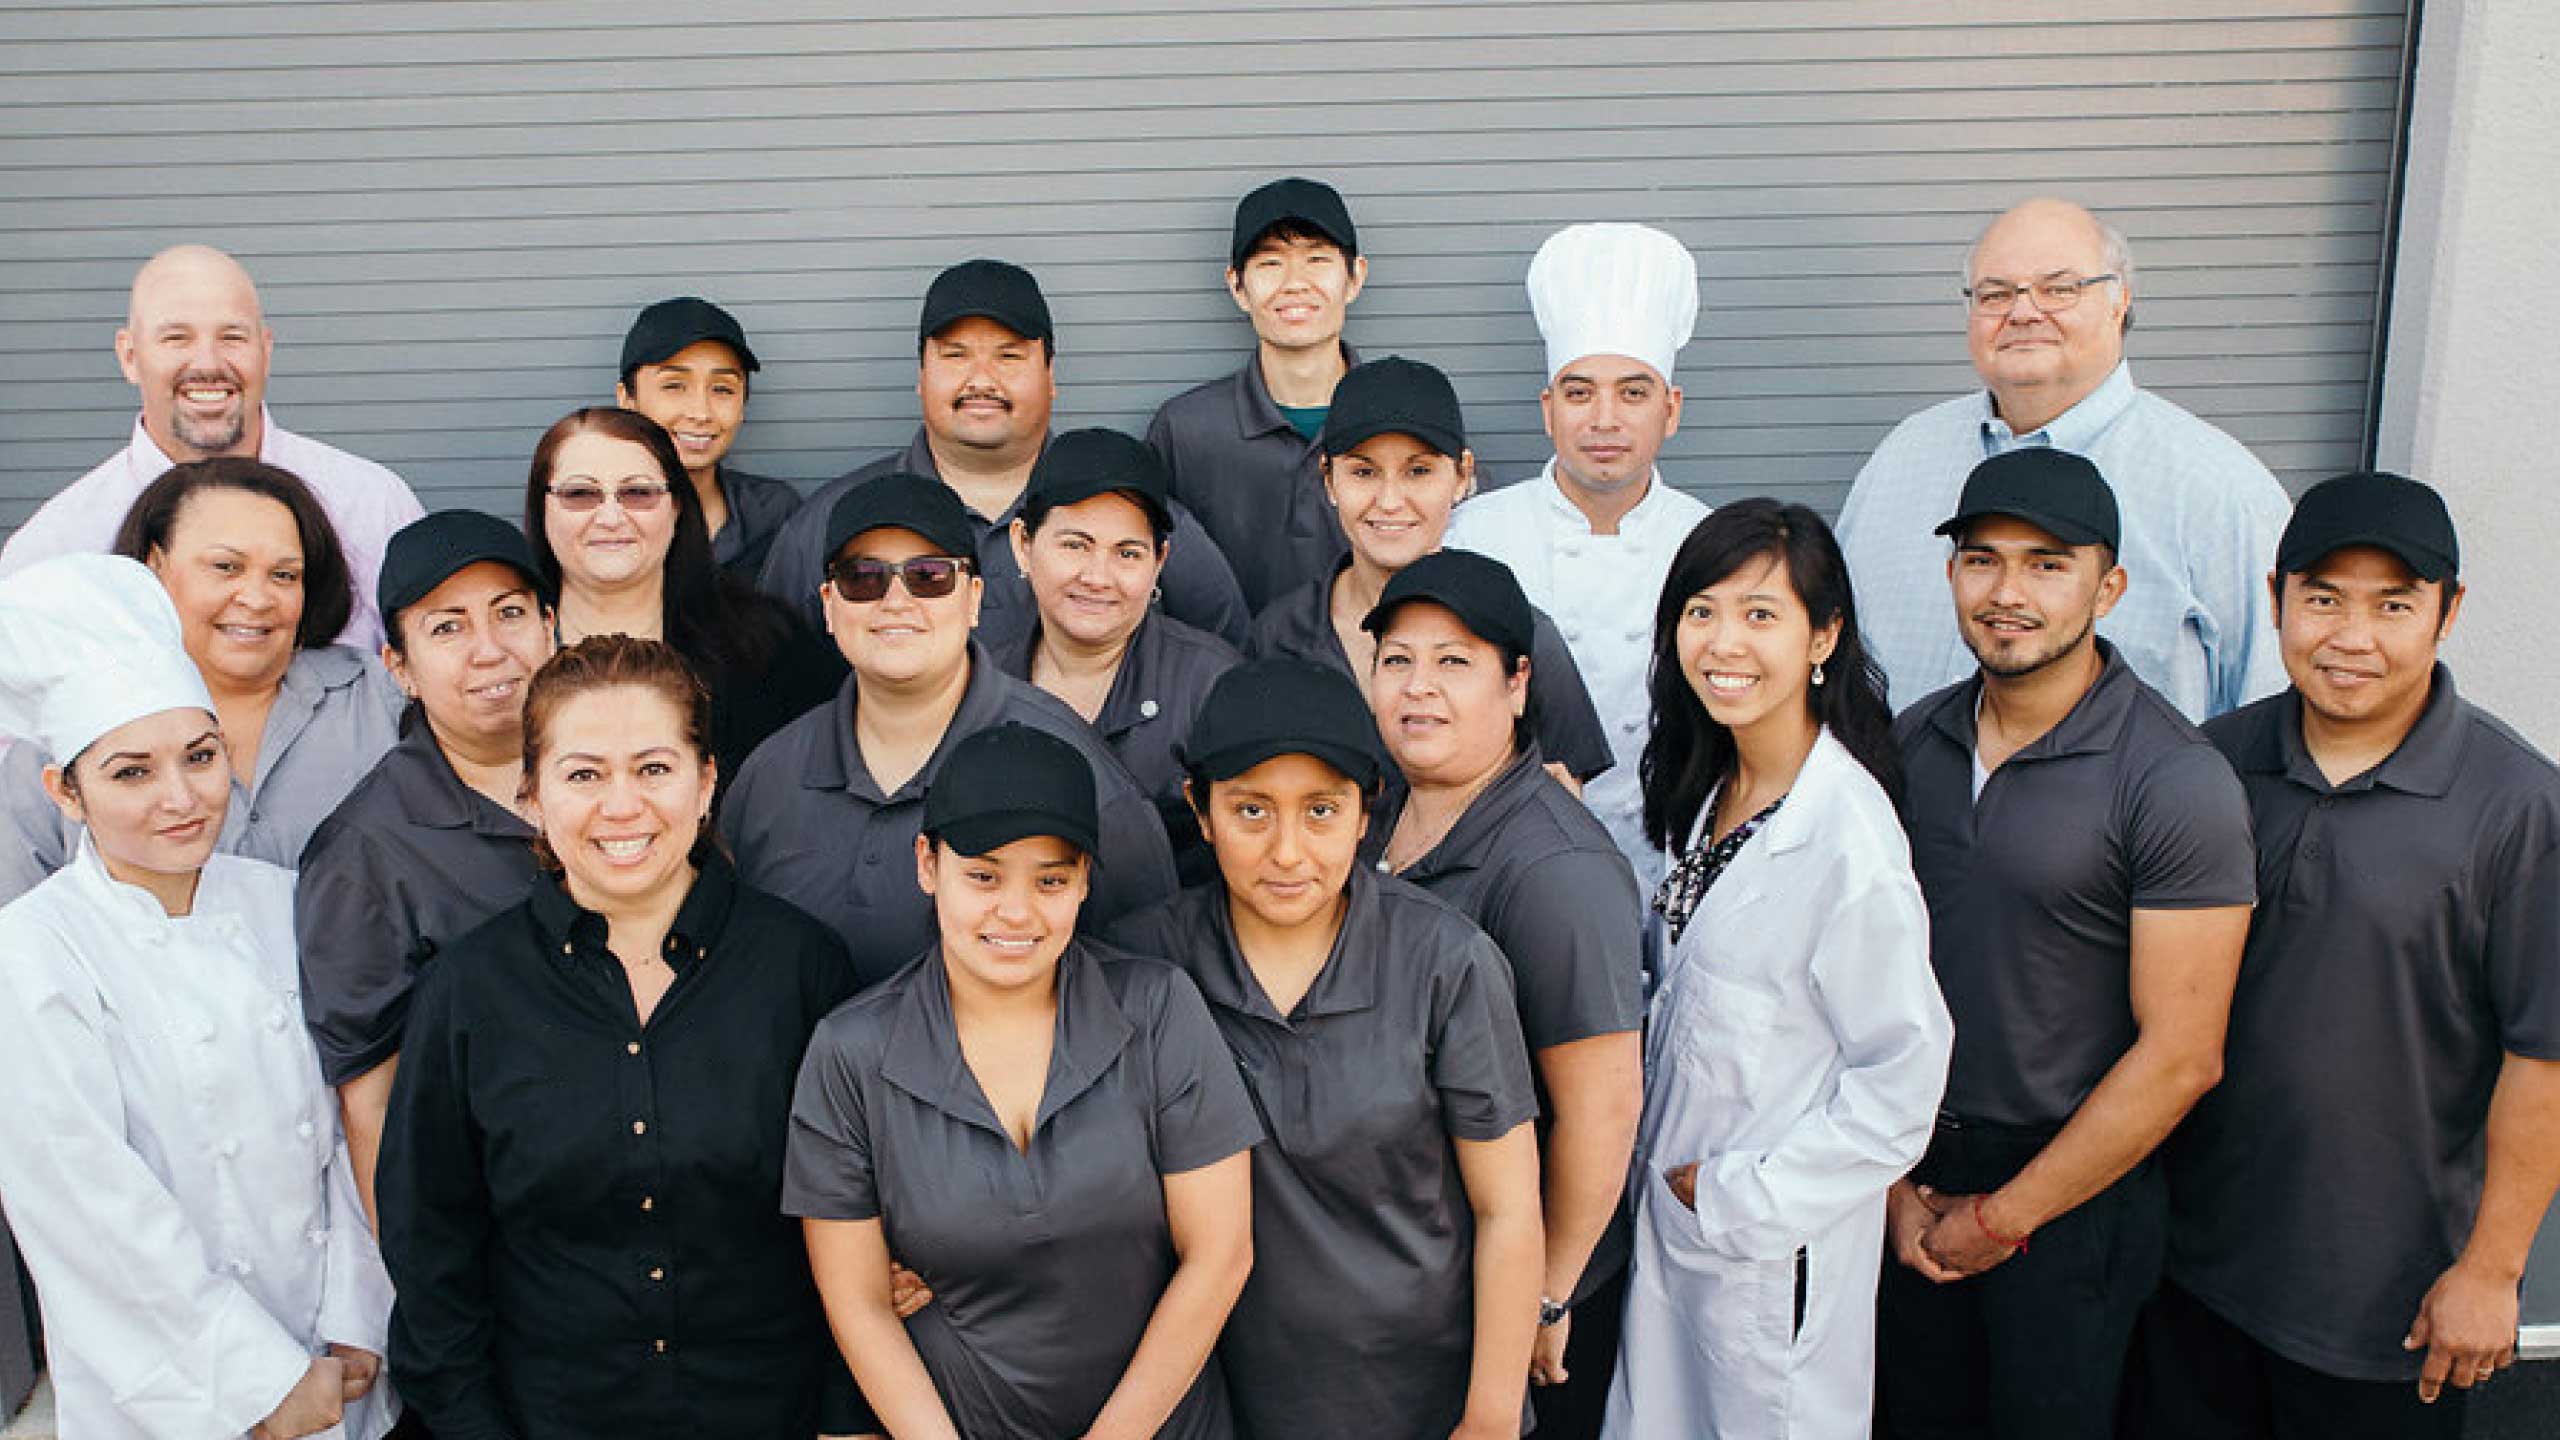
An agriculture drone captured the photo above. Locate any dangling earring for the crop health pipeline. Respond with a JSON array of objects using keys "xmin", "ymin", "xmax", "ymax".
[{"xmin": 1812, "ymin": 661, "xmax": 1826, "ymax": 688}]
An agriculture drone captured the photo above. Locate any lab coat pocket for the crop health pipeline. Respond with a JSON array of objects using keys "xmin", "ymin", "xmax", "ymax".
[{"xmin": 1668, "ymin": 969, "xmax": 1779, "ymax": 1133}]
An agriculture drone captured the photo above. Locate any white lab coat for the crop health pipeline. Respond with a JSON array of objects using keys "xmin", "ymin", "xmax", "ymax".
[
  {"xmin": 0, "ymin": 840, "xmax": 396, "ymax": 1440},
  {"xmin": 1604, "ymin": 731, "xmax": 1950, "ymax": 1440},
  {"xmin": 1445, "ymin": 465, "xmax": 1711, "ymax": 892}
]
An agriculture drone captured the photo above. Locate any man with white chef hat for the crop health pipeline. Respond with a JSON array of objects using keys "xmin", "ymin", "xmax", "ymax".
[{"xmin": 1446, "ymin": 222, "xmax": 1712, "ymax": 891}]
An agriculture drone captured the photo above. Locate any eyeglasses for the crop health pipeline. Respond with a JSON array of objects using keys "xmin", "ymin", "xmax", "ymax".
[
  {"xmin": 548, "ymin": 481, "xmax": 672, "ymax": 513},
  {"xmin": 1963, "ymin": 273, "xmax": 2120, "ymax": 316},
  {"xmin": 828, "ymin": 555, "xmax": 973, "ymax": 603}
]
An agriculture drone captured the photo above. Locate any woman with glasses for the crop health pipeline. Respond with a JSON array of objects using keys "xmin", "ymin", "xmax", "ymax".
[
  {"xmin": 523, "ymin": 406, "xmax": 842, "ymax": 778},
  {"xmin": 0, "ymin": 458, "xmax": 403, "ymax": 905},
  {"xmin": 719, "ymin": 471, "xmax": 1179, "ymax": 986}
]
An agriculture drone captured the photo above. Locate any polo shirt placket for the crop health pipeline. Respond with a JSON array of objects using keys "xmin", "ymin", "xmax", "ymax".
[{"xmin": 1146, "ymin": 348, "xmax": 1357, "ymax": 612}]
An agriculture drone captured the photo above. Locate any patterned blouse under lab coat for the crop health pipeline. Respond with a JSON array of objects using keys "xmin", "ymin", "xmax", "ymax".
[{"xmin": 0, "ymin": 841, "xmax": 396, "ymax": 1440}]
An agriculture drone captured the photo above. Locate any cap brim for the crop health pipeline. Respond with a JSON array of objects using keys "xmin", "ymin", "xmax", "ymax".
[
  {"xmin": 1035, "ymin": 478, "xmax": 1173, "ymax": 534},
  {"xmin": 1323, "ymin": 419, "xmax": 1467, "ymax": 460},
  {"xmin": 2278, "ymin": 529, "xmax": 2456, "ymax": 582},
  {"xmin": 383, "ymin": 549, "xmax": 551, "ymax": 619},
  {"xmin": 1935, "ymin": 506, "xmax": 2112, "ymax": 549},
  {"xmin": 934, "ymin": 810, "xmax": 1097, "ymax": 859},
  {"xmin": 1185, "ymin": 737, "xmax": 1380, "ymax": 790}
]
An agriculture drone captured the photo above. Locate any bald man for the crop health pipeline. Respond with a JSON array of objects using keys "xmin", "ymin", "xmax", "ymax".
[
  {"xmin": 0, "ymin": 246, "xmax": 422, "ymax": 650},
  {"xmin": 1836, "ymin": 198, "xmax": 2291, "ymax": 721}
]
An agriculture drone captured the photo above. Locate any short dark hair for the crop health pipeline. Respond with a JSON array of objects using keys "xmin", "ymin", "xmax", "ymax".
[
  {"xmin": 1018, "ymin": 488, "xmax": 1172, "ymax": 550},
  {"xmin": 112, "ymin": 457, "xmax": 356, "ymax": 650}
]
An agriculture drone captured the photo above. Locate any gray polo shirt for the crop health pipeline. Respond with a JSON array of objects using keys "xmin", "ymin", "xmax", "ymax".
[
  {"xmin": 0, "ymin": 643, "xmax": 405, "ymax": 906},
  {"xmin": 1108, "ymin": 867, "xmax": 1538, "ymax": 1440},
  {"xmin": 708, "ymin": 464, "xmax": 805, "ymax": 579},
  {"xmin": 1896, "ymin": 642, "xmax": 2255, "ymax": 1129},
  {"xmin": 783, "ymin": 938, "xmax": 1258, "ymax": 1439},
  {"xmin": 718, "ymin": 644, "xmax": 1180, "ymax": 988},
  {"xmin": 752, "ymin": 429, "xmax": 1251, "ymax": 653},
  {"xmin": 1381, "ymin": 744, "xmax": 1645, "ymax": 1304},
  {"xmin": 296, "ymin": 705, "xmax": 543, "ymax": 1086},
  {"xmin": 2168, "ymin": 670, "xmax": 2560, "ymax": 1381},
  {"xmin": 1244, "ymin": 560, "xmax": 1618, "ymax": 786},
  {"xmin": 1146, "ymin": 349, "xmax": 1354, "ymax": 612}
]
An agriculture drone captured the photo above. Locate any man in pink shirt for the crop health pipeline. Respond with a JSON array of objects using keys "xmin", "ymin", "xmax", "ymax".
[{"xmin": 0, "ymin": 245, "xmax": 422, "ymax": 651}]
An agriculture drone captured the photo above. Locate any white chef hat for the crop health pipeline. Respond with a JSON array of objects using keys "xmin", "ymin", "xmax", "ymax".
[
  {"xmin": 0, "ymin": 553, "xmax": 214, "ymax": 763},
  {"xmin": 1527, "ymin": 222, "xmax": 1701, "ymax": 385}
]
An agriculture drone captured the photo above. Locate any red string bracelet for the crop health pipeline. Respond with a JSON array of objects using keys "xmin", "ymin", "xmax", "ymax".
[{"xmin": 1974, "ymin": 1196, "xmax": 2030, "ymax": 1253}]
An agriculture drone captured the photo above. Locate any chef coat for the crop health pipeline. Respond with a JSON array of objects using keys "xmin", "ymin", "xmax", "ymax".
[
  {"xmin": 0, "ymin": 841, "xmax": 396, "ymax": 1440},
  {"xmin": 1605, "ymin": 729, "xmax": 1949, "ymax": 1440},
  {"xmin": 0, "ymin": 644, "xmax": 406, "ymax": 905},
  {"xmin": 1445, "ymin": 465, "xmax": 1710, "ymax": 892}
]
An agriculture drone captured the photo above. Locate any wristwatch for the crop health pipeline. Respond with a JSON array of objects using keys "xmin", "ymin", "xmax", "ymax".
[{"xmin": 1538, "ymin": 1295, "xmax": 1571, "ymax": 1328}]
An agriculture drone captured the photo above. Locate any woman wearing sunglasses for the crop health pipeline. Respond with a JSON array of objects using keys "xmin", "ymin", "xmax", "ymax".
[
  {"xmin": 720, "ymin": 471, "xmax": 1179, "ymax": 986},
  {"xmin": 523, "ymin": 406, "xmax": 842, "ymax": 778}
]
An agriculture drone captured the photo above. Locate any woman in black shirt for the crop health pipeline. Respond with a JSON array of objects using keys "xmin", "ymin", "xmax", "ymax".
[{"xmin": 377, "ymin": 634, "xmax": 862, "ymax": 1440}]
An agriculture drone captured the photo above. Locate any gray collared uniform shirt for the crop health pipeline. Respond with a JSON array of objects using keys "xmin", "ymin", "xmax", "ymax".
[
  {"xmin": 296, "ymin": 705, "xmax": 543, "ymax": 1087},
  {"xmin": 1108, "ymin": 867, "xmax": 1539, "ymax": 1440},
  {"xmin": 1244, "ymin": 560, "xmax": 1618, "ymax": 786},
  {"xmin": 708, "ymin": 465, "xmax": 804, "ymax": 580},
  {"xmin": 1896, "ymin": 642, "xmax": 2256, "ymax": 1129},
  {"xmin": 1146, "ymin": 349, "xmax": 1354, "ymax": 612},
  {"xmin": 993, "ymin": 610, "xmax": 1240, "ymax": 878},
  {"xmin": 2169, "ymin": 671, "xmax": 2560, "ymax": 1382},
  {"xmin": 753, "ymin": 429, "xmax": 1250, "ymax": 653},
  {"xmin": 1379, "ymin": 745, "xmax": 1645, "ymax": 1303},
  {"xmin": 783, "ymin": 938, "xmax": 1261, "ymax": 1439},
  {"xmin": 718, "ymin": 645, "xmax": 1180, "ymax": 988},
  {"xmin": 0, "ymin": 643, "xmax": 406, "ymax": 906}
]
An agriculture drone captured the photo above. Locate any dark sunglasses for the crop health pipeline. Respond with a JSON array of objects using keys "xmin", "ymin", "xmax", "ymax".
[
  {"xmin": 548, "ymin": 481, "xmax": 671, "ymax": 513},
  {"xmin": 828, "ymin": 555, "xmax": 973, "ymax": 603}
]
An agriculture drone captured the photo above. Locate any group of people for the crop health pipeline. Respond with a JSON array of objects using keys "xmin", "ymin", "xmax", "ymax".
[{"xmin": 0, "ymin": 176, "xmax": 2549, "ymax": 1440}]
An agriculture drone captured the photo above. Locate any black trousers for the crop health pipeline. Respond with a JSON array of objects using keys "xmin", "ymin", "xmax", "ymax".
[
  {"xmin": 1528, "ymin": 1263, "xmax": 1627, "ymax": 1440},
  {"xmin": 2124, "ymin": 1279, "xmax": 2466, "ymax": 1440},
  {"xmin": 1875, "ymin": 1119, "xmax": 2165, "ymax": 1440}
]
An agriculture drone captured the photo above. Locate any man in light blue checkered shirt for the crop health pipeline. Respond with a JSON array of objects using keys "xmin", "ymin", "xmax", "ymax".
[{"xmin": 1837, "ymin": 198, "xmax": 2292, "ymax": 722}]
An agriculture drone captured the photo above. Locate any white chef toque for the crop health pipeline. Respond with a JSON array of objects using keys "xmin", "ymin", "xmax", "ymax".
[
  {"xmin": 1527, "ymin": 222, "xmax": 1701, "ymax": 386},
  {"xmin": 0, "ymin": 553, "xmax": 215, "ymax": 762}
]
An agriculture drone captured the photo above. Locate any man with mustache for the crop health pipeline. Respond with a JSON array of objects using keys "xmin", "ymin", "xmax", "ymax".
[
  {"xmin": 757, "ymin": 259, "xmax": 1248, "ymax": 654},
  {"xmin": 0, "ymin": 245, "xmax": 422, "ymax": 652},
  {"xmin": 1836, "ymin": 198, "xmax": 2292, "ymax": 722},
  {"xmin": 1879, "ymin": 448, "xmax": 2256, "ymax": 1440}
]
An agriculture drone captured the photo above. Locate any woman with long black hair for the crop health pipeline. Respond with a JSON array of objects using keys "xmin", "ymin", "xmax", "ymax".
[{"xmin": 1605, "ymin": 499, "xmax": 1951, "ymax": 1438}]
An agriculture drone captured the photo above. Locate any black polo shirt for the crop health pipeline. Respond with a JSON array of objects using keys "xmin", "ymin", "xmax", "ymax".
[
  {"xmin": 296, "ymin": 705, "xmax": 543, "ymax": 1086},
  {"xmin": 993, "ymin": 610, "xmax": 1240, "ymax": 880},
  {"xmin": 1244, "ymin": 559, "xmax": 1618, "ymax": 785},
  {"xmin": 1896, "ymin": 642, "xmax": 2256, "ymax": 1129},
  {"xmin": 1108, "ymin": 868, "xmax": 1539, "ymax": 1440},
  {"xmin": 377, "ymin": 854, "xmax": 863, "ymax": 1440},
  {"xmin": 783, "ymin": 938, "xmax": 1260, "ymax": 1439},
  {"xmin": 752, "ymin": 428, "xmax": 1251, "ymax": 653},
  {"xmin": 1380, "ymin": 744, "xmax": 1645, "ymax": 1304},
  {"xmin": 1146, "ymin": 349, "xmax": 1354, "ymax": 612},
  {"xmin": 717, "ymin": 644, "xmax": 1181, "ymax": 987},
  {"xmin": 708, "ymin": 464, "xmax": 805, "ymax": 579},
  {"xmin": 2167, "ymin": 669, "xmax": 2560, "ymax": 1381}
]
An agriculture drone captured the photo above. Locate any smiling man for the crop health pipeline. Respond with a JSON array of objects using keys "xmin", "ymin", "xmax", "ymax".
[
  {"xmin": 1837, "ymin": 198, "xmax": 2292, "ymax": 721},
  {"xmin": 614, "ymin": 296, "xmax": 804, "ymax": 579},
  {"xmin": 0, "ymin": 245, "xmax": 423, "ymax": 651},
  {"xmin": 756, "ymin": 259, "xmax": 1247, "ymax": 654}
]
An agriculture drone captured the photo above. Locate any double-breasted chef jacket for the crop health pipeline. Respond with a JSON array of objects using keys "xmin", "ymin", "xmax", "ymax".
[
  {"xmin": 1605, "ymin": 729, "xmax": 1951, "ymax": 1440},
  {"xmin": 0, "ymin": 841, "xmax": 396, "ymax": 1440}
]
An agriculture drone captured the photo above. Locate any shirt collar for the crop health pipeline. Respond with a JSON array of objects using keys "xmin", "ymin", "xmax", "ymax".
[
  {"xmin": 1981, "ymin": 361, "xmax": 2138, "ymax": 453},
  {"xmin": 1191, "ymin": 865, "xmax": 1383, "ymax": 1024},
  {"xmin": 878, "ymin": 938, "xmax": 1138, "ymax": 1141},
  {"xmin": 1395, "ymin": 745, "xmax": 1551, "ymax": 883},
  {"xmin": 528, "ymin": 848, "xmax": 739, "ymax": 975},
  {"xmin": 2253, "ymin": 664, "xmax": 2467, "ymax": 799},
  {"xmin": 123, "ymin": 406, "xmax": 284, "ymax": 478},
  {"xmin": 1233, "ymin": 344, "xmax": 1358, "ymax": 440},
  {"xmin": 64, "ymin": 831, "xmax": 196, "ymax": 933},
  {"xmin": 807, "ymin": 643, "xmax": 1013, "ymax": 801},
  {"xmin": 1926, "ymin": 639, "xmax": 2141, "ymax": 763},
  {"xmin": 379, "ymin": 704, "xmax": 538, "ymax": 836},
  {"xmin": 1533, "ymin": 457, "xmax": 1672, "ymax": 533},
  {"xmin": 992, "ymin": 613, "xmax": 1171, "ymax": 742}
]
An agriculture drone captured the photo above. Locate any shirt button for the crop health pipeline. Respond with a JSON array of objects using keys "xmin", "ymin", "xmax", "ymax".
[
  {"xmin": 266, "ymin": 1006, "xmax": 290, "ymax": 1031},
  {"xmin": 647, "ymin": 1266, "xmax": 666, "ymax": 1282},
  {"xmin": 1619, "ymin": 718, "xmax": 1640, "ymax": 734},
  {"xmin": 307, "ymin": 1228, "xmax": 328, "ymax": 1248},
  {"xmin": 652, "ymin": 1339, "xmax": 668, "ymax": 1355},
  {"xmin": 632, "ymin": 1120, "xmax": 648, "ymax": 1136},
  {"xmin": 230, "ymin": 1258, "xmax": 254, "ymax": 1277},
  {"xmin": 1139, "ymin": 699, "xmax": 1160, "ymax": 719},
  {"xmin": 640, "ymin": 1195, "xmax": 655, "ymax": 1212},
  {"xmin": 561, "ymin": 942, "xmax": 574, "ymax": 956},
  {"xmin": 1563, "ymin": 627, "xmax": 1584, "ymax": 645},
  {"xmin": 217, "ymin": 1138, "xmax": 240, "ymax": 1158},
  {"xmin": 1623, "ymin": 626, "xmax": 1646, "ymax": 643},
  {"xmin": 296, "ymin": 1120, "xmax": 316, "ymax": 1140},
  {"xmin": 626, "ymin": 1041, "xmax": 642, "ymax": 1056},
  {"xmin": 2315, "ymin": 797, "xmax": 2336, "ymax": 810},
  {"xmin": 2303, "ymin": 842, "xmax": 2324, "ymax": 860}
]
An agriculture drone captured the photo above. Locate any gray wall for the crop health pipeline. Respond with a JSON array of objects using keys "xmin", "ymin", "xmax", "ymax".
[{"xmin": 3, "ymin": 0, "xmax": 2407, "ymax": 538}]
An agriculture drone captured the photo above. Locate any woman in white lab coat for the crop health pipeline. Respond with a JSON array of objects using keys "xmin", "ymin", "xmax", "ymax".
[
  {"xmin": 1604, "ymin": 500, "xmax": 1950, "ymax": 1439},
  {"xmin": 0, "ymin": 554, "xmax": 395, "ymax": 1440}
]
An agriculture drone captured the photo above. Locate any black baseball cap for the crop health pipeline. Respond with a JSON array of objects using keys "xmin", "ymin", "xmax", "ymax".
[
  {"xmin": 1936, "ymin": 448, "xmax": 2121, "ymax": 552},
  {"xmin": 1231, "ymin": 177, "xmax": 1358, "ymax": 272},
  {"xmin": 923, "ymin": 722, "xmax": 1099, "ymax": 857},
  {"xmin": 824, "ymin": 472, "xmax": 978, "ymax": 564},
  {"xmin": 619, "ymin": 297, "xmax": 759, "ymax": 381},
  {"xmin": 378, "ymin": 510, "xmax": 552, "ymax": 629},
  {"xmin": 1361, "ymin": 549, "xmax": 1535, "ymax": 659},
  {"xmin": 2276, "ymin": 471, "xmax": 2458, "ymax": 582},
  {"xmin": 918, "ymin": 259, "xmax": 1053, "ymax": 351},
  {"xmin": 1179, "ymin": 659, "xmax": 1383, "ymax": 791},
  {"xmin": 1025, "ymin": 428, "xmax": 1173, "ymax": 536},
  {"xmin": 1322, "ymin": 356, "xmax": 1467, "ymax": 459}
]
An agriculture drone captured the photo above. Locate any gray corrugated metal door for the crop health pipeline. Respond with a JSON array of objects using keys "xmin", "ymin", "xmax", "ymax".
[{"xmin": 2, "ymin": 2, "xmax": 2407, "ymax": 536}]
